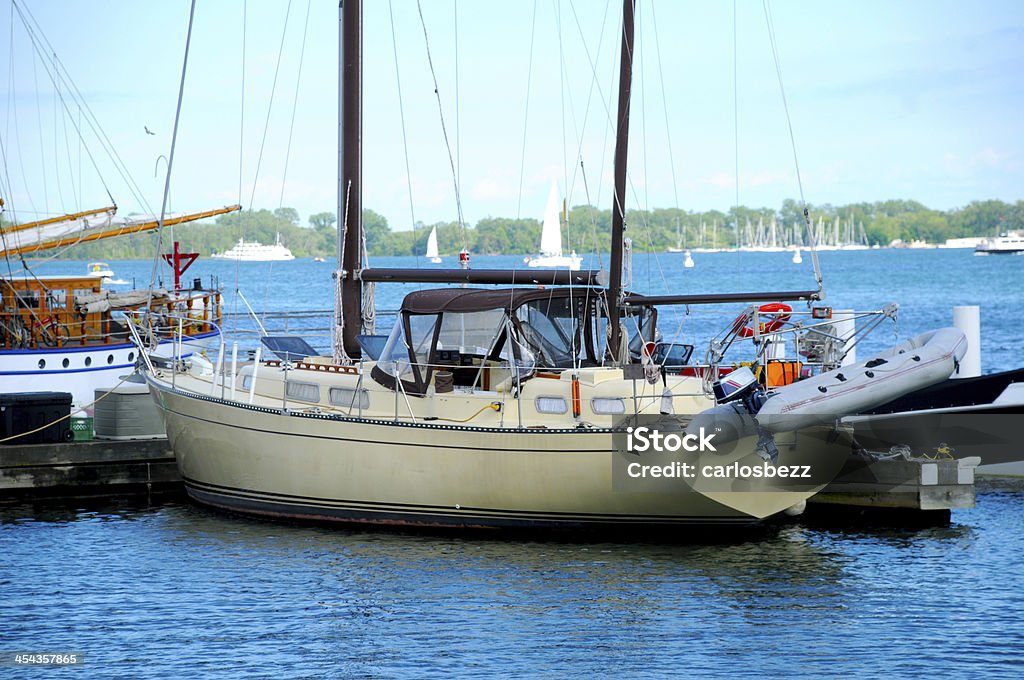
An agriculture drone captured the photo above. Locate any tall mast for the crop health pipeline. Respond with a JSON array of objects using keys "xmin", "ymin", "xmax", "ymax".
[
  {"xmin": 607, "ymin": 0, "xmax": 635, "ymax": 363},
  {"xmin": 339, "ymin": 0, "xmax": 363, "ymax": 358}
]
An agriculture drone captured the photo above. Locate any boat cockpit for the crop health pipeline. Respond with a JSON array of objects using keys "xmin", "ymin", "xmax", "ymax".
[{"xmin": 369, "ymin": 287, "xmax": 660, "ymax": 396}]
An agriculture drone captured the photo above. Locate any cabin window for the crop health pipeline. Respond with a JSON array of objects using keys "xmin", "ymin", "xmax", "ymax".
[
  {"xmin": 535, "ymin": 396, "xmax": 568, "ymax": 414},
  {"xmin": 591, "ymin": 397, "xmax": 626, "ymax": 415},
  {"xmin": 376, "ymin": 317, "xmax": 421, "ymax": 386},
  {"xmin": 407, "ymin": 314, "xmax": 439, "ymax": 379},
  {"xmin": 14, "ymin": 290, "xmax": 39, "ymax": 309},
  {"xmin": 286, "ymin": 381, "xmax": 320, "ymax": 403},
  {"xmin": 435, "ymin": 309, "xmax": 506, "ymax": 356},
  {"xmin": 329, "ymin": 387, "xmax": 370, "ymax": 410}
]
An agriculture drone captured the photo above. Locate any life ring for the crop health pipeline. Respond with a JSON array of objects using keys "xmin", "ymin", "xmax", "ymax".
[{"xmin": 733, "ymin": 302, "xmax": 792, "ymax": 338}]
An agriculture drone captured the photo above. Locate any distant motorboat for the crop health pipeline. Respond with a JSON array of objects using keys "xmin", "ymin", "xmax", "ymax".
[
  {"xmin": 313, "ymin": 256, "xmax": 325, "ymax": 262},
  {"xmin": 212, "ymin": 233, "xmax": 295, "ymax": 261},
  {"xmin": 526, "ymin": 179, "xmax": 582, "ymax": 270},
  {"xmin": 87, "ymin": 261, "xmax": 114, "ymax": 279}
]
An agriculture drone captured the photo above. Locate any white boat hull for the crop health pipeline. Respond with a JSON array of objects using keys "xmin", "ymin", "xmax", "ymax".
[
  {"xmin": 0, "ymin": 331, "xmax": 218, "ymax": 412},
  {"xmin": 527, "ymin": 254, "xmax": 583, "ymax": 270}
]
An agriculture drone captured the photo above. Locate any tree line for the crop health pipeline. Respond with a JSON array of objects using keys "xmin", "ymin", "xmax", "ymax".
[{"xmin": 29, "ymin": 198, "xmax": 1024, "ymax": 260}]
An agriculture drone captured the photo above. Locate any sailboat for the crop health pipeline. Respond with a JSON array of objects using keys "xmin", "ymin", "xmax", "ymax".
[
  {"xmin": 426, "ymin": 225, "xmax": 442, "ymax": 264},
  {"xmin": 143, "ymin": 0, "xmax": 963, "ymax": 533},
  {"xmin": 526, "ymin": 180, "xmax": 582, "ymax": 270},
  {"xmin": 0, "ymin": 205, "xmax": 237, "ymax": 411}
]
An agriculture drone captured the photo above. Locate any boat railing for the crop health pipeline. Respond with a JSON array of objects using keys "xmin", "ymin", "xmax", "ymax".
[{"xmin": 0, "ymin": 287, "xmax": 221, "ymax": 350}]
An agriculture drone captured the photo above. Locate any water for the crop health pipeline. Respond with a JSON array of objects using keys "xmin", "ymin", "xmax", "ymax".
[
  {"xmin": 2, "ymin": 483, "xmax": 1023, "ymax": 677},
  {"xmin": 4, "ymin": 248, "xmax": 1022, "ymax": 676}
]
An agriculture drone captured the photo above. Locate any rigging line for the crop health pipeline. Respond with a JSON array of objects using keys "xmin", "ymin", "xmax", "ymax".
[
  {"xmin": 13, "ymin": 3, "xmax": 135, "ymax": 211},
  {"xmin": 734, "ymin": 0, "xmax": 740, "ymax": 221},
  {"xmin": 232, "ymin": 0, "xmax": 249, "ymax": 330},
  {"xmin": 514, "ymin": 0, "xmax": 538, "ymax": 221},
  {"xmin": 148, "ymin": 0, "xmax": 198, "ymax": 307},
  {"xmin": 416, "ymin": 1, "xmax": 466, "ymax": 247},
  {"xmin": 238, "ymin": 0, "xmax": 247, "ymax": 208},
  {"xmin": 13, "ymin": 5, "xmax": 109, "ymax": 209},
  {"xmin": 566, "ymin": 0, "xmax": 615, "ymax": 264},
  {"xmin": 5, "ymin": 25, "xmax": 41, "ymax": 222},
  {"xmin": 555, "ymin": 0, "xmax": 569, "ymax": 238},
  {"xmin": 454, "ymin": 0, "xmax": 460, "ymax": 220},
  {"xmin": 31, "ymin": 49, "xmax": 49, "ymax": 214},
  {"xmin": 565, "ymin": 0, "xmax": 614, "ymax": 207},
  {"xmin": 387, "ymin": 0, "xmax": 420, "ymax": 269},
  {"xmin": 278, "ymin": 0, "xmax": 312, "ymax": 210},
  {"xmin": 762, "ymin": 0, "xmax": 823, "ymax": 290},
  {"xmin": 246, "ymin": 0, "xmax": 293, "ymax": 212}
]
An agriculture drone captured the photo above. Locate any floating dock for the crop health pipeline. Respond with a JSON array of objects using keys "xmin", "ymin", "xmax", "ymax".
[
  {"xmin": 0, "ymin": 438, "xmax": 179, "ymax": 497},
  {"xmin": 806, "ymin": 453, "xmax": 979, "ymax": 520}
]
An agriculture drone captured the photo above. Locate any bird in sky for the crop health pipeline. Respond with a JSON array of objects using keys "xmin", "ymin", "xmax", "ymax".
[{"xmin": 144, "ymin": 126, "xmax": 155, "ymax": 136}]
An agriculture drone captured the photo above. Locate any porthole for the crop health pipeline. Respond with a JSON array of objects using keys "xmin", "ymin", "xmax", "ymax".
[
  {"xmin": 107, "ymin": 354, "xmax": 114, "ymax": 364},
  {"xmin": 85, "ymin": 357, "xmax": 92, "ymax": 367},
  {"xmin": 62, "ymin": 358, "xmax": 70, "ymax": 368},
  {"xmin": 38, "ymin": 359, "xmax": 46, "ymax": 369},
  {"xmin": 128, "ymin": 352, "xmax": 135, "ymax": 362}
]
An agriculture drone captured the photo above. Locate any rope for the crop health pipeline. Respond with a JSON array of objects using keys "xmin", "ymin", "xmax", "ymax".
[
  {"xmin": 387, "ymin": 0, "xmax": 420, "ymax": 267},
  {"xmin": 415, "ymin": 0, "xmax": 467, "ymax": 249},
  {"xmin": 278, "ymin": 0, "xmax": 313, "ymax": 210},
  {"xmin": 13, "ymin": 1, "xmax": 150, "ymax": 214},
  {"xmin": 148, "ymin": 0, "xmax": 198, "ymax": 318},
  {"xmin": 762, "ymin": 0, "xmax": 824, "ymax": 294},
  {"xmin": 515, "ymin": 0, "xmax": 539, "ymax": 220}
]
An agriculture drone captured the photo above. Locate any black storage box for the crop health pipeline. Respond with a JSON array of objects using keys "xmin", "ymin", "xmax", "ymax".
[{"xmin": 0, "ymin": 392, "xmax": 74, "ymax": 445}]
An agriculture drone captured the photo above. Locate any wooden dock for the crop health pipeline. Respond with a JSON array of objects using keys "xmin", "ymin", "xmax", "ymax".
[
  {"xmin": 806, "ymin": 453, "xmax": 978, "ymax": 521},
  {"xmin": 0, "ymin": 438, "xmax": 180, "ymax": 497}
]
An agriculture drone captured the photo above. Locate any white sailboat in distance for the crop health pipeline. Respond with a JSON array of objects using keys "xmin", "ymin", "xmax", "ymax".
[
  {"xmin": 426, "ymin": 225, "xmax": 442, "ymax": 263},
  {"xmin": 527, "ymin": 180, "xmax": 582, "ymax": 270}
]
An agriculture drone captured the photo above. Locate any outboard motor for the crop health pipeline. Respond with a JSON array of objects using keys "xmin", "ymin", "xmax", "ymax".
[{"xmin": 687, "ymin": 366, "xmax": 780, "ymax": 463}]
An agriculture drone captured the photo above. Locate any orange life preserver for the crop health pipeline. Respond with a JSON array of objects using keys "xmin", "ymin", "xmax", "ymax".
[{"xmin": 734, "ymin": 302, "xmax": 792, "ymax": 338}]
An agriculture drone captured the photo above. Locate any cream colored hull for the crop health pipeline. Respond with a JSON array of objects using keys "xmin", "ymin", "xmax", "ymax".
[{"xmin": 147, "ymin": 370, "xmax": 851, "ymax": 532}]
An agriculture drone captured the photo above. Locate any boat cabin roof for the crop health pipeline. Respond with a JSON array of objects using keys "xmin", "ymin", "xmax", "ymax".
[{"xmin": 400, "ymin": 287, "xmax": 605, "ymax": 315}]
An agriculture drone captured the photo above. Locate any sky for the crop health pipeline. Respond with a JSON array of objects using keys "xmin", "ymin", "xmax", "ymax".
[{"xmin": 2, "ymin": 0, "xmax": 1023, "ymax": 234}]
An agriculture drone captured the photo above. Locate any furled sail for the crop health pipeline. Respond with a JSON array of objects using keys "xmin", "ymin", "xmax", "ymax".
[{"xmin": 0, "ymin": 204, "xmax": 241, "ymax": 258}]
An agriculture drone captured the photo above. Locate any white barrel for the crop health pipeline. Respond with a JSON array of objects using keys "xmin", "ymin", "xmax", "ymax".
[
  {"xmin": 952, "ymin": 306, "xmax": 981, "ymax": 378},
  {"xmin": 833, "ymin": 310, "xmax": 856, "ymax": 366}
]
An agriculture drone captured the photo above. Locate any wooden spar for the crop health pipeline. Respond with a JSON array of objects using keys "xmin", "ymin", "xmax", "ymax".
[
  {"xmin": 607, "ymin": 0, "xmax": 635, "ymax": 363},
  {"xmin": 0, "ymin": 205, "xmax": 116, "ymax": 235},
  {"xmin": 0, "ymin": 205, "xmax": 240, "ymax": 258},
  {"xmin": 361, "ymin": 268, "xmax": 601, "ymax": 286},
  {"xmin": 340, "ymin": 0, "xmax": 363, "ymax": 358}
]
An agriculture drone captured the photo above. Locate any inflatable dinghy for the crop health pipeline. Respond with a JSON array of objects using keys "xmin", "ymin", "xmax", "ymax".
[{"xmin": 686, "ymin": 327, "xmax": 968, "ymax": 452}]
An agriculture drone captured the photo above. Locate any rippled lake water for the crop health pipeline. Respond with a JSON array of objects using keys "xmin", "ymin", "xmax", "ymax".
[
  {"xmin": 4, "ymin": 249, "xmax": 1022, "ymax": 676},
  {"xmin": 2, "ymin": 481, "xmax": 1023, "ymax": 677}
]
